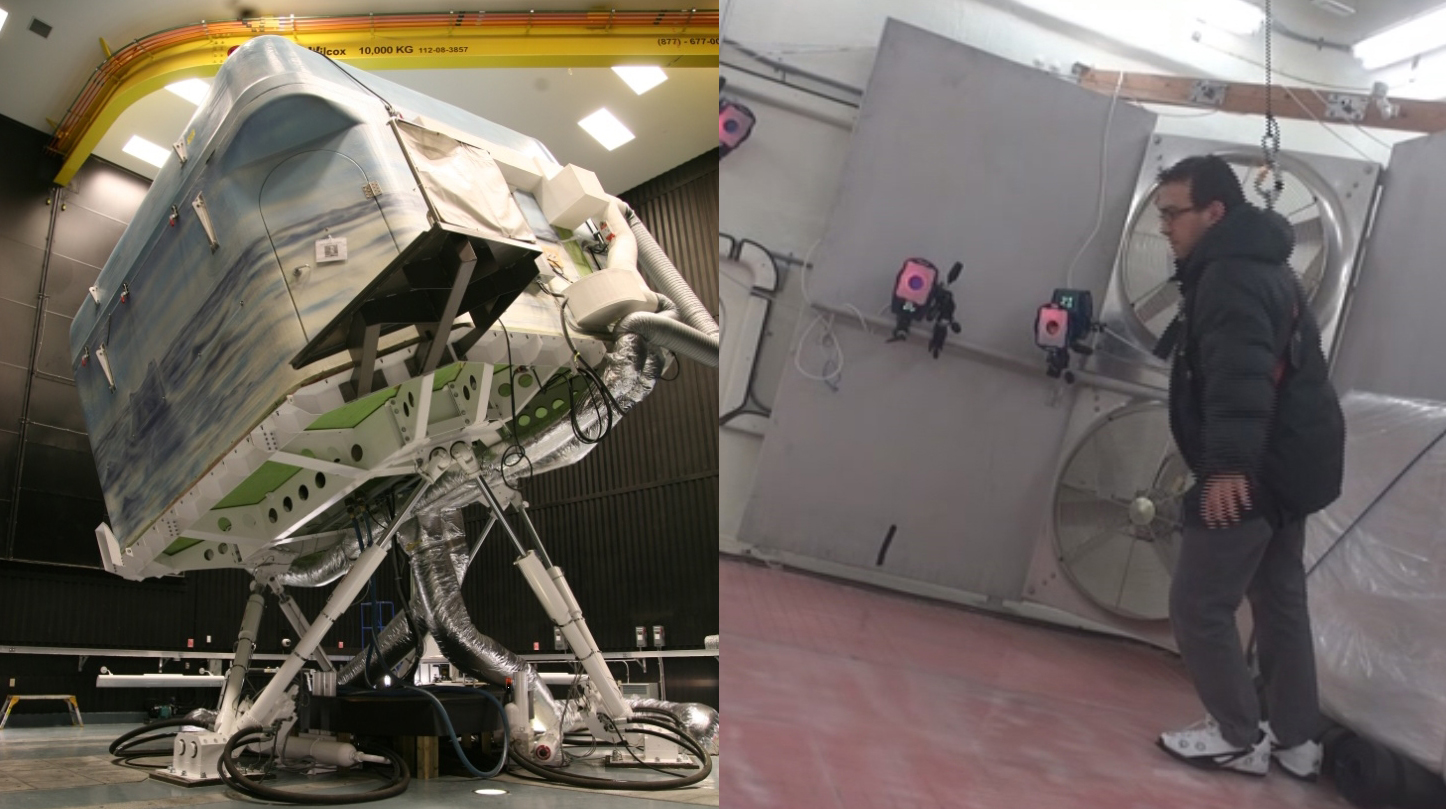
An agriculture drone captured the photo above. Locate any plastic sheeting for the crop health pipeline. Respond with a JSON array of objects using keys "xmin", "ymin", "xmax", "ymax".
[{"xmin": 1310, "ymin": 390, "xmax": 1446, "ymax": 775}]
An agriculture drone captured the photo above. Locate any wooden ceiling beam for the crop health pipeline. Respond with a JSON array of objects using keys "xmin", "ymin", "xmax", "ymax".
[{"xmin": 1077, "ymin": 68, "xmax": 1446, "ymax": 135}]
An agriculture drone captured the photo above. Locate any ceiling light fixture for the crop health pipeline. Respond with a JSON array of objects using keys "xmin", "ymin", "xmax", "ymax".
[
  {"xmin": 1354, "ymin": 5, "xmax": 1446, "ymax": 70},
  {"xmin": 474, "ymin": 788, "xmax": 508, "ymax": 796},
  {"xmin": 166, "ymin": 79, "xmax": 211, "ymax": 105},
  {"xmin": 612, "ymin": 65, "xmax": 668, "ymax": 94},
  {"xmin": 578, "ymin": 108, "xmax": 635, "ymax": 150},
  {"xmin": 0, "ymin": 8, "xmax": 9, "ymax": 35},
  {"xmin": 122, "ymin": 135, "xmax": 170, "ymax": 168},
  {"xmin": 1189, "ymin": 0, "xmax": 1265, "ymax": 35}
]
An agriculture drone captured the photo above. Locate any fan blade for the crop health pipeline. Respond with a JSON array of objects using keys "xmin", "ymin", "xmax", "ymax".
[
  {"xmin": 1290, "ymin": 214, "xmax": 1323, "ymax": 246},
  {"xmin": 1062, "ymin": 519, "xmax": 1133, "ymax": 567},
  {"xmin": 1133, "ymin": 282, "xmax": 1180, "ymax": 326}
]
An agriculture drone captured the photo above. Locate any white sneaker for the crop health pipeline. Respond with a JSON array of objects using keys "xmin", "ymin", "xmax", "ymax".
[
  {"xmin": 1158, "ymin": 716, "xmax": 1270, "ymax": 776},
  {"xmin": 1260, "ymin": 722, "xmax": 1323, "ymax": 781}
]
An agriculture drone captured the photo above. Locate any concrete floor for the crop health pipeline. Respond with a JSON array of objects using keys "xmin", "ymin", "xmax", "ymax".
[
  {"xmin": 0, "ymin": 724, "xmax": 718, "ymax": 808},
  {"xmin": 721, "ymin": 556, "xmax": 1355, "ymax": 809}
]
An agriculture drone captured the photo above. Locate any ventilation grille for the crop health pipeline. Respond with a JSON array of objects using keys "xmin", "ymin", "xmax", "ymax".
[{"xmin": 29, "ymin": 18, "xmax": 52, "ymax": 38}]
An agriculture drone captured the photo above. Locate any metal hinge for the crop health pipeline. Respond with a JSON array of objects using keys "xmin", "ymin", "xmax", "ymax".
[
  {"xmin": 192, "ymin": 193, "xmax": 219, "ymax": 251},
  {"xmin": 173, "ymin": 139, "xmax": 188, "ymax": 165},
  {"xmin": 1324, "ymin": 93, "xmax": 1367, "ymax": 122},
  {"xmin": 363, "ymin": 182, "xmax": 382, "ymax": 199},
  {"xmin": 1189, "ymin": 80, "xmax": 1228, "ymax": 107},
  {"xmin": 95, "ymin": 344, "xmax": 116, "ymax": 391}
]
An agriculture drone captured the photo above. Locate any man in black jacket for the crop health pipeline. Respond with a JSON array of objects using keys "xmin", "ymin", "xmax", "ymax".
[{"xmin": 1151, "ymin": 155, "xmax": 1345, "ymax": 779}]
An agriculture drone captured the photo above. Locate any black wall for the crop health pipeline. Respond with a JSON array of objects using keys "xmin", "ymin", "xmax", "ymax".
[{"xmin": 0, "ymin": 111, "xmax": 718, "ymax": 716}]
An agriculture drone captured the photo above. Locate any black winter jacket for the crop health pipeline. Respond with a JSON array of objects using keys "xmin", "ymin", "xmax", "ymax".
[{"xmin": 1164, "ymin": 203, "xmax": 1345, "ymax": 520}]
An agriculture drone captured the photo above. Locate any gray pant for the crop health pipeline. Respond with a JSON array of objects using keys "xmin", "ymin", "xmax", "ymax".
[{"xmin": 1169, "ymin": 515, "xmax": 1322, "ymax": 749}]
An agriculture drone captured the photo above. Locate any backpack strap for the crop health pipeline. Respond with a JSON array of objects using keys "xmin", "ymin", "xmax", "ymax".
[{"xmin": 1270, "ymin": 283, "xmax": 1302, "ymax": 387}]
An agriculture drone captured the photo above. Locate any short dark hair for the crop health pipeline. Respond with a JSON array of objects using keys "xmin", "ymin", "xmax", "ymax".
[{"xmin": 1157, "ymin": 155, "xmax": 1246, "ymax": 213}]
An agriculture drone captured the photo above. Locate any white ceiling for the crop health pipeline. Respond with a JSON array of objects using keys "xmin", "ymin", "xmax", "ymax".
[
  {"xmin": 0, "ymin": 0, "xmax": 719, "ymax": 192},
  {"xmin": 1270, "ymin": 0, "xmax": 1446, "ymax": 44}
]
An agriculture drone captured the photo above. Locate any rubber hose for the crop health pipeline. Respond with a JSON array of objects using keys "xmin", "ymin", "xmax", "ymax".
[
  {"xmin": 220, "ymin": 727, "xmax": 410, "ymax": 805},
  {"xmin": 108, "ymin": 716, "xmax": 209, "ymax": 756},
  {"xmin": 506, "ymin": 712, "xmax": 712, "ymax": 790},
  {"xmin": 614, "ymin": 311, "xmax": 719, "ymax": 366},
  {"xmin": 402, "ymin": 685, "xmax": 508, "ymax": 778}
]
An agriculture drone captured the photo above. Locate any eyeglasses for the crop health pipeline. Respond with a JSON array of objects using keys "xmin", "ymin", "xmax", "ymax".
[{"xmin": 1157, "ymin": 205, "xmax": 1203, "ymax": 223}]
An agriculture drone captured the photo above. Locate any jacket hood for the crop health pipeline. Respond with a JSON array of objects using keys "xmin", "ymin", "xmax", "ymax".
[{"xmin": 1175, "ymin": 203, "xmax": 1295, "ymax": 288}]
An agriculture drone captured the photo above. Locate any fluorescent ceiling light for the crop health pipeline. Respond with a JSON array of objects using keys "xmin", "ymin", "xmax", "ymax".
[
  {"xmin": 0, "ymin": 9, "xmax": 8, "ymax": 35},
  {"xmin": 1190, "ymin": 0, "xmax": 1264, "ymax": 35},
  {"xmin": 166, "ymin": 78, "xmax": 210, "ymax": 105},
  {"xmin": 578, "ymin": 108, "xmax": 635, "ymax": 150},
  {"xmin": 1354, "ymin": 6, "xmax": 1446, "ymax": 70},
  {"xmin": 122, "ymin": 135, "xmax": 170, "ymax": 168},
  {"xmin": 474, "ymin": 788, "xmax": 508, "ymax": 795},
  {"xmin": 611, "ymin": 65, "xmax": 668, "ymax": 94}
]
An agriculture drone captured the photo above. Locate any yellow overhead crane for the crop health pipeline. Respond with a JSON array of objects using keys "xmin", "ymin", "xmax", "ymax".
[{"xmin": 50, "ymin": 10, "xmax": 720, "ymax": 186}]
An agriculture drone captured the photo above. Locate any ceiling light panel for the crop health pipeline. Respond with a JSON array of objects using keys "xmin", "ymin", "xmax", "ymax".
[
  {"xmin": 1354, "ymin": 6, "xmax": 1446, "ymax": 70},
  {"xmin": 166, "ymin": 79, "xmax": 210, "ymax": 105},
  {"xmin": 612, "ymin": 65, "xmax": 668, "ymax": 94},
  {"xmin": 122, "ymin": 135, "xmax": 170, "ymax": 168},
  {"xmin": 578, "ymin": 108, "xmax": 635, "ymax": 150}
]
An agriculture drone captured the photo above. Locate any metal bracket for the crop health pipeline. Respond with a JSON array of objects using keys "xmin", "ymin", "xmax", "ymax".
[
  {"xmin": 192, "ymin": 193, "xmax": 219, "ymax": 251},
  {"xmin": 363, "ymin": 182, "xmax": 382, "ymax": 199},
  {"xmin": 1324, "ymin": 93, "xmax": 1367, "ymax": 122},
  {"xmin": 95, "ymin": 344, "xmax": 116, "ymax": 391},
  {"xmin": 173, "ymin": 139, "xmax": 188, "ymax": 164},
  {"xmin": 1188, "ymin": 80, "xmax": 1227, "ymax": 107}
]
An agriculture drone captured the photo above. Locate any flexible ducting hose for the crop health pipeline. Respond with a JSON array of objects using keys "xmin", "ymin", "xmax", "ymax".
[
  {"xmin": 627, "ymin": 699, "xmax": 720, "ymax": 754},
  {"xmin": 622, "ymin": 205, "xmax": 717, "ymax": 338},
  {"xmin": 615, "ymin": 311, "xmax": 718, "ymax": 367}
]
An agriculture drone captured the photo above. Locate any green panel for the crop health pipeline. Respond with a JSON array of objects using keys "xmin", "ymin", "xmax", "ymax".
[
  {"xmin": 434, "ymin": 362, "xmax": 463, "ymax": 390},
  {"xmin": 505, "ymin": 373, "xmax": 587, "ymax": 443},
  {"xmin": 556, "ymin": 228, "xmax": 595, "ymax": 277},
  {"xmin": 161, "ymin": 537, "xmax": 203, "ymax": 557},
  {"xmin": 213, "ymin": 462, "xmax": 305, "ymax": 509},
  {"xmin": 306, "ymin": 385, "xmax": 400, "ymax": 431}
]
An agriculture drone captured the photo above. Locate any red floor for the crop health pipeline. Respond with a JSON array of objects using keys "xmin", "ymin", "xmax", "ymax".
[{"xmin": 720, "ymin": 556, "xmax": 1354, "ymax": 809}]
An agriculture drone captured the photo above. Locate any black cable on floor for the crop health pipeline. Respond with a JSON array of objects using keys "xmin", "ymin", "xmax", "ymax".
[
  {"xmin": 505, "ymin": 711, "xmax": 712, "ymax": 790},
  {"xmin": 220, "ymin": 727, "xmax": 409, "ymax": 805}
]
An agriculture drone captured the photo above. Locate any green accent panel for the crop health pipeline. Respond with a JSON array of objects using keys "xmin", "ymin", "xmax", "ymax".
[
  {"xmin": 213, "ymin": 462, "xmax": 304, "ymax": 509},
  {"xmin": 433, "ymin": 363, "xmax": 463, "ymax": 390},
  {"xmin": 161, "ymin": 537, "xmax": 203, "ymax": 557},
  {"xmin": 504, "ymin": 374, "xmax": 588, "ymax": 443},
  {"xmin": 557, "ymin": 230, "xmax": 594, "ymax": 277},
  {"xmin": 306, "ymin": 385, "xmax": 400, "ymax": 431}
]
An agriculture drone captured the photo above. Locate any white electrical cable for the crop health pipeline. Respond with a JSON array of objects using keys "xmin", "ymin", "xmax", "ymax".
[{"xmin": 1063, "ymin": 72, "xmax": 1124, "ymax": 289}]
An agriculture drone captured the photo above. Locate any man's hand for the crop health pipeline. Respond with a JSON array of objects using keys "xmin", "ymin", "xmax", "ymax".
[{"xmin": 1201, "ymin": 474, "xmax": 1252, "ymax": 529}]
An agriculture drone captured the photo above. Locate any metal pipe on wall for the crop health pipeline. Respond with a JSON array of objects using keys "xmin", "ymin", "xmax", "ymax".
[{"xmin": 813, "ymin": 302, "xmax": 1167, "ymax": 402}]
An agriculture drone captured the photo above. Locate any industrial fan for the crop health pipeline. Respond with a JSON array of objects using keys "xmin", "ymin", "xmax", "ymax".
[
  {"xmin": 1051, "ymin": 403, "xmax": 1191, "ymax": 620},
  {"xmin": 1113, "ymin": 153, "xmax": 1332, "ymax": 348}
]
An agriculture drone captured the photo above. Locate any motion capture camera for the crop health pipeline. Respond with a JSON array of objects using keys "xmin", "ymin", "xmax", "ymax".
[
  {"xmin": 1034, "ymin": 288, "xmax": 1095, "ymax": 382},
  {"xmin": 719, "ymin": 99, "xmax": 756, "ymax": 157},
  {"xmin": 888, "ymin": 258, "xmax": 963, "ymax": 359}
]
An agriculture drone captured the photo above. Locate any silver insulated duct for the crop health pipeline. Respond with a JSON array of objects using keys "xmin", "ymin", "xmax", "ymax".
[
  {"xmin": 628, "ymin": 697, "xmax": 720, "ymax": 754},
  {"xmin": 328, "ymin": 336, "xmax": 664, "ymax": 730}
]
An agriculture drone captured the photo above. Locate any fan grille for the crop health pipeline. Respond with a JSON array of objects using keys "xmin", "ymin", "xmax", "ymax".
[
  {"xmin": 1052, "ymin": 404, "xmax": 1189, "ymax": 620},
  {"xmin": 1121, "ymin": 159, "xmax": 1328, "ymax": 340}
]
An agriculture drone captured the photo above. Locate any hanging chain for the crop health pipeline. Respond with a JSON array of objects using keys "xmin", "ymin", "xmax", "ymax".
[{"xmin": 1255, "ymin": 0, "xmax": 1284, "ymax": 210}]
